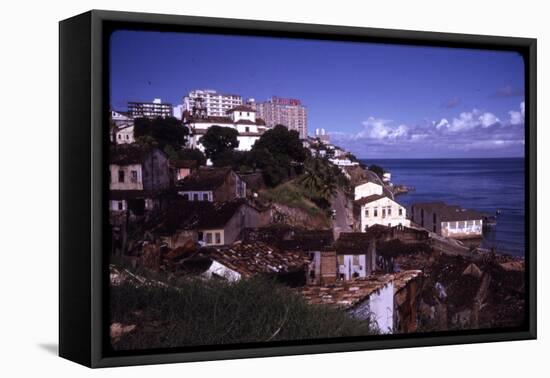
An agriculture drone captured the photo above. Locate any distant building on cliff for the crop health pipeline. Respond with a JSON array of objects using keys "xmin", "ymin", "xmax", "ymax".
[
  {"xmin": 183, "ymin": 89, "xmax": 243, "ymax": 117},
  {"xmin": 249, "ymin": 96, "xmax": 308, "ymax": 138},
  {"xmin": 410, "ymin": 202, "xmax": 484, "ymax": 239},
  {"xmin": 127, "ymin": 98, "xmax": 173, "ymax": 119},
  {"xmin": 184, "ymin": 103, "xmax": 267, "ymax": 152}
]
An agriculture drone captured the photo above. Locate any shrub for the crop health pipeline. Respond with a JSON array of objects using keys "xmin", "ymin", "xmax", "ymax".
[{"xmin": 110, "ymin": 276, "xmax": 376, "ymax": 350}]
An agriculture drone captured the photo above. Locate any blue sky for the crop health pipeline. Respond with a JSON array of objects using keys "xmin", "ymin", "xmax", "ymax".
[{"xmin": 110, "ymin": 30, "xmax": 525, "ymax": 158}]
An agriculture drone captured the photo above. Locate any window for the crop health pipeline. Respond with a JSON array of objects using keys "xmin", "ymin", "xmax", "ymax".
[
  {"xmin": 374, "ymin": 209, "xmax": 378, "ymax": 217},
  {"xmin": 118, "ymin": 170, "xmax": 124, "ymax": 183},
  {"xmin": 215, "ymin": 232, "xmax": 221, "ymax": 244},
  {"xmin": 365, "ymin": 208, "xmax": 369, "ymax": 218},
  {"xmin": 117, "ymin": 201, "xmax": 123, "ymax": 211},
  {"xmin": 399, "ymin": 208, "xmax": 403, "ymax": 216},
  {"xmin": 198, "ymin": 232, "xmax": 204, "ymax": 241},
  {"xmin": 388, "ymin": 207, "xmax": 392, "ymax": 216},
  {"xmin": 182, "ymin": 193, "xmax": 189, "ymax": 200},
  {"xmin": 245, "ymin": 126, "xmax": 250, "ymax": 132},
  {"xmin": 130, "ymin": 170, "xmax": 138, "ymax": 183},
  {"xmin": 382, "ymin": 209, "xmax": 386, "ymax": 218},
  {"xmin": 203, "ymin": 193, "xmax": 209, "ymax": 201},
  {"xmin": 205, "ymin": 233, "xmax": 213, "ymax": 244},
  {"xmin": 193, "ymin": 193, "xmax": 199, "ymax": 201}
]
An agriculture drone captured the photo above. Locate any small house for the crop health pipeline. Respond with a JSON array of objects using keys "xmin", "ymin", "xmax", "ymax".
[
  {"xmin": 354, "ymin": 194, "xmax": 410, "ymax": 231},
  {"xmin": 298, "ymin": 270, "xmax": 423, "ymax": 334},
  {"xmin": 410, "ymin": 202, "xmax": 484, "ymax": 239},
  {"xmin": 176, "ymin": 166, "xmax": 246, "ymax": 202},
  {"xmin": 157, "ymin": 200, "xmax": 266, "ymax": 248}
]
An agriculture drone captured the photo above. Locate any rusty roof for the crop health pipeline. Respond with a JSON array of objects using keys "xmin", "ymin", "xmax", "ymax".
[
  {"xmin": 176, "ymin": 166, "xmax": 233, "ymax": 191},
  {"xmin": 110, "ymin": 144, "xmax": 160, "ymax": 165},
  {"xmin": 299, "ymin": 270, "xmax": 422, "ymax": 309},
  {"xmin": 411, "ymin": 202, "xmax": 484, "ymax": 221},
  {"xmin": 354, "ymin": 194, "xmax": 387, "ymax": 206},
  {"xmin": 157, "ymin": 199, "xmax": 253, "ymax": 234},
  {"xmin": 205, "ymin": 241, "xmax": 310, "ymax": 277},
  {"xmin": 298, "ymin": 274, "xmax": 395, "ymax": 309}
]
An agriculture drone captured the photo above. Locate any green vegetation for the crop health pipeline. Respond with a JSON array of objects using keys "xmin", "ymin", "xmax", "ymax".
[
  {"xmin": 205, "ymin": 125, "xmax": 309, "ymax": 187},
  {"xmin": 200, "ymin": 126, "xmax": 240, "ymax": 162},
  {"xmin": 164, "ymin": 147, "xmax": 207, "ymax": 166},
  {"xmin": 367, "ymin": 164, "xmax": 385, "ymax": 180},
  {"xmin": 134, "ymin": 116, "xmax": 188, "ymax": 150},
  {"xmin": 259, "ymin": 179, "xmax": 328, "ymax": 218},
  {"xmin": 110, "ymin": 277, "xmax": 376, "ymax": 350},
  {"xmin": 298, "ymin": 157, "xmax": 349, "ymax": 209}
]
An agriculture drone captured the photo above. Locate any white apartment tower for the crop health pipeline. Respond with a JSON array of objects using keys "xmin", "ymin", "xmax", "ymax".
[{"xmin": 183, "ymin": 89, "xmax": 243, "ymax": 117}]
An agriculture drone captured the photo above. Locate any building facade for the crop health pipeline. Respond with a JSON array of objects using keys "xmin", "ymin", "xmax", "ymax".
[
  {"xmin": 410, "ymin": 202, "xmax": 484, "ymax": 239},
  {"xmin": 355, "ymin": 195, "xmax": 410, "ymax": 231},
  {"xmin": 183, "ymin": 89, "xmax": 243, "ymax": 117},
  {"xmin": 127, "ymin": 98, "xmax": 173, "ymax": 119},
  {"xmin": 176, "ymin": 167, "xmax": 246, "ymax": 202},
  {"xmin": 250, "ymin": 96, "xmax": 308, "ymax": 138},
  {"xmin": 185, "ymin": 105, "xmax": 267, "ymax": 152}
]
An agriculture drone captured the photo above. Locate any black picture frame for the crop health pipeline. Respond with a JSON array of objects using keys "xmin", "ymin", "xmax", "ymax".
[{"xmin": 59, "ymin": 9, "xmax": 537, "ymax": 368}]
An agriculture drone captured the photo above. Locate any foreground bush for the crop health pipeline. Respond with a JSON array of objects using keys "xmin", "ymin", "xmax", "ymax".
[{"xmin": 110, "ymin": 277, "xmax": 376, "ymax": 350}]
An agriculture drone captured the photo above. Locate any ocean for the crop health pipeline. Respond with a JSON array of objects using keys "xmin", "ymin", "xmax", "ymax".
[{"xmin": 360, "ymin": 158, "xmax": 526, "ymax": 256}]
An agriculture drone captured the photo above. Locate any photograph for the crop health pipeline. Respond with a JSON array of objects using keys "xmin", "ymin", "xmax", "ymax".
[{"xmin": 107, "ymin": 29, "xmax": 527, "ymax": 352}]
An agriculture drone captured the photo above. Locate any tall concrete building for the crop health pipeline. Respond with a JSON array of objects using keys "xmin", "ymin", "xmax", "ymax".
[
  {"xmin": 183, "ymin": 89, "xmax": 243, "ymax": 117},
  {"xmin": 250, "ymin": 96, "xmax": 308, "ymax": 139},
  {"xmin": 127, "ymin": 98, "xmax": 173, "ymax": 119}
]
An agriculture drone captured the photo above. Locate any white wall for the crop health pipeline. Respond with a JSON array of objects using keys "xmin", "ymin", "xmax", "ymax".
[
  {"xmin": 354, "ymin": 181, "xmax": 383, "ymax": 200},
  {"xmin": 348, "ymin": 281, "xmax": 394, "ymax": 333},
  {"xmin": 3, "ymin": 1, "xmax": 546, "ymax": 378},
  {"xmin": 360, "ymin": 197, "xmax": 410, "ymax": 229}
]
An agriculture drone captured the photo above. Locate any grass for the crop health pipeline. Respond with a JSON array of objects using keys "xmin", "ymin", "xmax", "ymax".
[
  {"xmin": 259, "ymin": 179, "xmax": 327, "ymax": 218},
  {"xmin": 110, "ymin": 276, "xmax": 376, "ymax": 350}
]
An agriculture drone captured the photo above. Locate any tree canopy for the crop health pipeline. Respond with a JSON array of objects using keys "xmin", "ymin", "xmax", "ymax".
[
  {"xmin": 134, "ymin": 116, "xmax": 187, "ymax": 150},
  {"xmin": 368, "ymin": 164, "xmax": 385, "ymax": 180},
  {"xmin": 200, "ymin": 126, "xmax": 239, "ymax": 161},
  {"xmin": 252, "ymin": 125, "xmax": 307, "ymax": 164}
]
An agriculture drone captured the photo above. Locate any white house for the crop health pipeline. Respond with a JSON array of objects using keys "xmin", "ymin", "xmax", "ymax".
[
  {"xmin": 354, "ymin": 181, "xmax": 383, "ymax": 200},
  {"xmin": 355, "ymin": 194, "xmax": 410, "ymax": 231},
  {"xmin": 185, "ymin": 105, "xmax": 267, "ymax": 152},
  {"xmin": 112, "ymin": 124, "xmax": 135, "ymax": 144},
  {"xmin": 410, "ymin": 202, "xmax": 484, "ymax": 239}
]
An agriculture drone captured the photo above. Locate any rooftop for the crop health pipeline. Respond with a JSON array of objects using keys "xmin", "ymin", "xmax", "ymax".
[
  {"xmin": 204, "ymin": 241, "xmax": 310, "ymax": 278},
  {"xmin": 354, "ymin": 194, "xmax": 387, "ymax": 206},
  {"xmin": 298, "ymin": 270, "xmax": 423, "ymax": 309},
  {"xmin": 243, "ymin": 226, "xmax": 334, "ymax": 251},
  {"xmin": 110, "ymin": 144, "xmax": 159, "ymax": 165},
  {"xmin": 412, "ymin": 202, "xmax": 485, "ymax": 221},
  {"xmin": 176, "ymin": 166, "xmax": 233, "ymax": 191},
  {"xmin": 227, "ymin": 105, "xmax": 255, "ymax": 113},
  {"xmin": 158, "ymin": 199, "xmax": 252, "ymax": 234},
  {"xmin": 298, "ymin": 274, "xmax": 395, "ymax": 309}
]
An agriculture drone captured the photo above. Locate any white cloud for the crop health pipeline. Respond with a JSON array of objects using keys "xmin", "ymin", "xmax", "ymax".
[
  {"xmin": 521, "ymin": 101, "xmax": 525, "ymax": 117},
  {"xmin": 435, "ymin": 109, "xmax": 500, "ymax": 132},
  {"xmin": 359, "ymin": 117, "xmax": 409, "ymax": 140},
  {"xmin": 478, "ymin": 112, "xmax": 500, "ymax": 128},
  {"xmin": 508, "ymin": 102, "xmax": 525, "ymax": 125},
  {"xmin": 435, "ymin": 118, "xmax": 450, "ymax": 130}
]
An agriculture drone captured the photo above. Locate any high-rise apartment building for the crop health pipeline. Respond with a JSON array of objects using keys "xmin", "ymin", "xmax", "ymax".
[
  {"xmin": 250, "ymin": 96, "xmax": 308, "ymax": 139},
  {"xmin": 183, "ymin": 89, "xmax": 243, "ymax": 117},
  {"xmin": 127, "ymin": 98, "xmax": 173, "ymax": 119}
]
